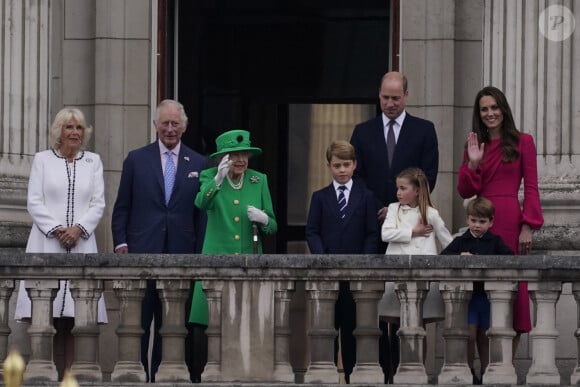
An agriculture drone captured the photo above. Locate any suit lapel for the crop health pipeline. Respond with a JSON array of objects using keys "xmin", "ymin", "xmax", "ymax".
[
  {"xmin": 172, "ymin": 147, "xmax": 191, "ymax": 199},
  {"xmin": 147, "ymin": 142, "xmax": 165, "ymax": 195},
  {"xmin": 394, "ymin": 114, "xmax": 415, "ymax": 165},
  {"xmin": 323, "ymin": 185, "xmax": 341, "ymax": 220},
  {"xmin": 373, "ymin": 117, "xmax": 389, "ymax": 166},
  {"xmin": 342, "ymin": 183, "xmax": 361, "ymax": 225}
]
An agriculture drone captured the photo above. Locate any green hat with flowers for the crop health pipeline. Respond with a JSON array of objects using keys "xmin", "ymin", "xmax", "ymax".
[{"xmin": 210, "ymin": 129, "xmax": 262, "ymax": 159}]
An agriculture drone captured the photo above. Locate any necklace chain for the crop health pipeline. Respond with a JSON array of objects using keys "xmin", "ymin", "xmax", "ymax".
[{"xmin": 227, "ymin": 173, "xmax": 244, "ymax": 190}]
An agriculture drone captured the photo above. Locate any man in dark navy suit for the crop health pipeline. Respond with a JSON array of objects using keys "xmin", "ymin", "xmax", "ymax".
[
  {"xmin": 351, "ymin": 71, "xmax": 439, "ymax": 223},
  {"xmin": 112, "ymin": 99, "xmax": 207, "ymax": 382},
  {"xmin": 350, "ymin": 71, "xmax": 439, "ymax": 383}
]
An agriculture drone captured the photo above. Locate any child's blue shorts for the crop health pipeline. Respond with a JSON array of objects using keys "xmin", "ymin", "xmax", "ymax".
[{"xmin": 468, "ymin": 293, "xmax": 490, "ymax": 329}]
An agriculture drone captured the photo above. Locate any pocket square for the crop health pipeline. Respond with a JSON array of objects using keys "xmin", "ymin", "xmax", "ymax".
[{"xmin": 188, "ymin": 171, "xmax": 199, "ymax": 178}]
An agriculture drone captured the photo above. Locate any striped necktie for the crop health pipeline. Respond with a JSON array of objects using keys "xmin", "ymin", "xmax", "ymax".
[
  {"xmin": 338, "ymin": 185, "xmax": 347, "ymax": 219},
  {"xmin": 164, "ymin": 151, "xmax": 176, "ymax": 204}
]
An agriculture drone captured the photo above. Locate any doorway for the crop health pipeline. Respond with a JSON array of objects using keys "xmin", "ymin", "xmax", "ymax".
[{"xmin": 171, "ymin": 0, "xmax": 391, "ymax": 253}]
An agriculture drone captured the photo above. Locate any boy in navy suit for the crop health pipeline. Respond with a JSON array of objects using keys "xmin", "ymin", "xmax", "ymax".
[
  {"xmin": 306, "ymin": 140, "xmax": 379, "ymax": 382},
  {"xmin": 441, "ymin": 197, "xmax": 513, "ymax": 385}
]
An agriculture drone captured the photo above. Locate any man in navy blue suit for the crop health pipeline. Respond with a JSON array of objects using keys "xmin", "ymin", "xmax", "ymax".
[
  {"xmin": 306, "ymin": 140, "xmax": 379, "ymax": 383},
  {"xmin": 351, "ymin": 71, "xmax": 439, "ymax": 223},
  {"xmin": 350, "ymin": 71, "xmax": 439, "ymax": 383},
  {"xmin": 111, "ymin": 99, "xmax": 207, "ymax": 382}
]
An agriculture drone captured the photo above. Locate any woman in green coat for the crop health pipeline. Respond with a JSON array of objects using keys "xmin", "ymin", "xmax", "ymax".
[
  {"xmin": 189, "ymin": 130, "xmax": 277, "ymax": 325},
  {"xmin": 195, "ymin": 129, "xmax": 277, "ymax": 253}
]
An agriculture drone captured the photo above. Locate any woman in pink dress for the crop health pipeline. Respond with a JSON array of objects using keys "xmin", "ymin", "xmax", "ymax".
[{"xmin": 457, "ymin": 86, "xmax": 543, "ymax": 355}]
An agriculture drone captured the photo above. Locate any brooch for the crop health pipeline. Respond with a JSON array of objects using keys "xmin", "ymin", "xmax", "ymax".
[
  {"xmin": 184, "ymin": 156, "xmax": 190, "ymax": 161},
  {"xmin": 250, "ymin": 175, "xmax": 260, "ymax": 184},
  {"xmin": 188, "ymin": 171, "xmax": 199, "ymax": 178},
  {"xmin": 86, "ymin": 158, "xmax": 93, "ymax": 163}
]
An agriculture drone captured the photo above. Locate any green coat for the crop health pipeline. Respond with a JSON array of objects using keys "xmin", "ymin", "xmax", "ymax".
[
  {"xmin": 189, "ymin": 167, "xmax": 277, "ymax": 324},
  {"xmin": 194, "ymin": 167, "xmax": 277, "ymax": 253}
]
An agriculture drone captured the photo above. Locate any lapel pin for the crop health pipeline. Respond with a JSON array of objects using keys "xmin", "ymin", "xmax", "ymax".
[
  {"xmin": 184, "ymin": 156, "xmax": 190, "ymax": 161},
  {"xmin": 188, "ymin": 171, "xmax": 199, "ymax": 178}
]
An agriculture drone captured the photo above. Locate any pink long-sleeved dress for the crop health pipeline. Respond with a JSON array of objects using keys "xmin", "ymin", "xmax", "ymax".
[{"xmin": 458, "ymin": 133, "xmax": 543, "ymax": 332}]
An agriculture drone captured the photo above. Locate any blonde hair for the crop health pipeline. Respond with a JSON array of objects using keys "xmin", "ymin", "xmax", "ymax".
[
  {"xmin": 396, "ymin": 167, "xmax": 432, "ymax": 224},
  {"xmin": 49, "ymin": 108, "xmax": 93, "ymax": 149}
]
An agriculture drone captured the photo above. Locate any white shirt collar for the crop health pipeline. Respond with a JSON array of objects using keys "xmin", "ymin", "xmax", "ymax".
[
  {"xmin": 158, "ymin": 140, "xmax": 181, "ymax": 156},
  {"xmin": 382, "ymin": 110, "xmax": 406, "ymax": 128},
  {"xmin": 333, "ymin": 179, "xmax": 353, "ymax": 191}
]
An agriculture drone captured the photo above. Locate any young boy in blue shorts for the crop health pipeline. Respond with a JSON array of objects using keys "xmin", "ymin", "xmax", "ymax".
[{"xmin": 441, "ymin": 196, "xmax": 513, "ymax": 385}]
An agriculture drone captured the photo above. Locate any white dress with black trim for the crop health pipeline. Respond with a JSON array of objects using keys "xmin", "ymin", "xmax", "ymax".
[{"xmin": 15, "ymin": 149, "xmax": 107, "ymax": 322}]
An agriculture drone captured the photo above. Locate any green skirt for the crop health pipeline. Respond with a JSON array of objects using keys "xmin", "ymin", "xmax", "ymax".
[{"xmin": 188, "ymin": 280, "xmax": 208, "ymax": 326}]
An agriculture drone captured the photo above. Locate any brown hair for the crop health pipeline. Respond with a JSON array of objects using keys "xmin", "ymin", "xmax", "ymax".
[
  {"xmin": 466, "ymin": 196, "xmax": 495, "ymax": 220},
  {"xmin": 326, "ymin": 140, "xmax": 356, "ymax": 163},
  {"xmin": 396, "ymin": 167, "xmax": 432, "ymax": 224},
  {"xmin": 380, "ymin": 71, "xmax": 408, "ymax": 93},
  {"xmin": 472, "ymin": 86, "xmax": 520, "ymax": 162}
]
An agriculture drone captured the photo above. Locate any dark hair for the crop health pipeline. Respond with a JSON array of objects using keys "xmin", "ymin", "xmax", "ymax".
[
  {"xmin": 326, "ymin": 140, "xmax": 356, "ymax": 163},
  {"xmin": 396, "ymin": 167, "xmax": 432, "ymax": 224},
  {"xmin": 472, "ymin": 86, "xmax": 520, "ymax": 162},
  {"xmin": 466, "ymin": 197, "xmax": 495, "ymax": 220}
]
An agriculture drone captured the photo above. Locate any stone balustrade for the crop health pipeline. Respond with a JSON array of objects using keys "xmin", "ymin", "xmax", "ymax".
[{"xmin": 0, "ymin": 253, "xmax": 579, "ymax": 385}]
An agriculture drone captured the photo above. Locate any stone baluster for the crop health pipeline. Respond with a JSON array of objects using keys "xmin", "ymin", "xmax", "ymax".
[
  {"xmin": 23, "ymin": 279, "xmax": 59, "ymax": 382},
  {"xmin": 273, "ymin": 280, "xmax": 295, "ymax": 382},
  {"xmin": 393, "ymin": 281, "xmax": 429, "ymax": 384},
  {"xmin": 155, "ymin": 279, "xmax": 191, "ymax": 382},
  {"xmin": 202, "ymin": 280, "xmax": 224, "ymax": 381},
  {"xmin": 526, "ymin": 281, "xmax": 561, "ymax": 385},
  {"xmin": 0, "ymin": 280, "xmax": 14, "ymax": 374},
  {"xmin": 349, "ymin": 280, "xmax": 383, "ymax": 383},
  {"xmin": 111, "ymin": 279, "xmax": 147, "ymax": 382},
  {"xmin": 437, "ymin": 281, "xmax": 472, "ymax": 384},
  {"xmin": 570, "ymin": 283, "xmax": 580, "ymax": 384},
  {"xmin": 483, "ymin": 281, "xmax": 517, "ymax": 384},
  {"xmin": 69, "ymin": 279, "xmax": 103, "ymax": 381},
  {"xmin": 304, "ymin": 280, "xmax": 339, "ymax": 383}
]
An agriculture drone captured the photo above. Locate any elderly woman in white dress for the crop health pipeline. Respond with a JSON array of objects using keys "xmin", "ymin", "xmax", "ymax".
[{"xmin": 15, "ymin": 107, "xmax": 107, "ymax": 377}]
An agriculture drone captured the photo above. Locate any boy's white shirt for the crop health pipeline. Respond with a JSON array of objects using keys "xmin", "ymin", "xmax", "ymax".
[
  {"xmin": 381, "ymin": 202, "xmax": 453, "ymax": 254},
  {"xmin": 332, "ymin": 179, "xmax": 353, "ymax": 203}
]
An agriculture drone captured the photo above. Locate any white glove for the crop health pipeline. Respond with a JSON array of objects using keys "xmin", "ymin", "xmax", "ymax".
[
  {"xmin": 247, "ymin": 205, "xmax": 269, "ymax": 226},
  {"xmin": 214, "ymin": 154, "xmax": 231, "ymax": 187}
]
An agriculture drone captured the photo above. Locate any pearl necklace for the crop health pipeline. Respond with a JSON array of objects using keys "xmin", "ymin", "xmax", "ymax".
[{"xmin": 227, "ymin": 173, "xmax": 244, "ymax": 190}]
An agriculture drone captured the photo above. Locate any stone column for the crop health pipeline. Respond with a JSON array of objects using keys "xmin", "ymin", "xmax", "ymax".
[
  {"xmin": 437, "ymin": 281, "xmax": 472, "ymax": 384},
  {"xmin": 483, "ymin": 281, "xmax": 517, "ymax": 384},
  {"xmin": 69, "ymin": 279, "xmax": 103, "ymax": 381},
  {"xmin": 0, "ymin": 280, "xmax": 14, "ymax": 374},
  {"xmin": 155, "ymin": 279, "xmax": 191, "ymax": 382},
  {"xmin": 304, "ymin": 280, "xmax": 339, "ymax": 383},
  {"xmin": 0, "ymin": 0, "xmax": 52, "ymax": 241},
  {"xmin": 273, "ymin": 280, "xmax": 295, "ymax": 382},
  {"xmin": 526, "ymin": 281, "xmax": 561, "ymax": 384},
  {"xmin": 393, "ymin": 281, "xmax": 429, "ymax": 384},
  {"xmin": 111, "ymin": 279, "xmax": 147, "ymax": 382},
  {"xmin": 483, "ymin": 0, "xmax": 580, "ymax": 251},
  {"xmin": 23, "ymin": 280, "xmax": 59, "ymax": 382},
  {"xmin": 349, "ymin": 280, "xmax": 383, "ymax": 384},
  {"xmin": 202, "ymin": 280, "xmax": 224, "ymax": 382},
  {"xmin": 571, "ymin": 283, "xmax": 580, "ymax": 384}
]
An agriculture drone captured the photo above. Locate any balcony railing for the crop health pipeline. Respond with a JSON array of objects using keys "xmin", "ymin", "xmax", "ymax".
[{"xmin": 0, "ymin": 253, "xmax": 579, "ymax": 385}]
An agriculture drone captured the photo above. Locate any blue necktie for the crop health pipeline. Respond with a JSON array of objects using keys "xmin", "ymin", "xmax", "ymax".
[
  {"xmin": 338, "ymin": 185, "xmax": 347, "ymax": 219},
  {"xmin": 387, "ymin": 120, "xmax": 396, "ymax": 166},
  {"xmin": 164, "ymin": 151, "xmax": 176, "ymax": 204}
]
